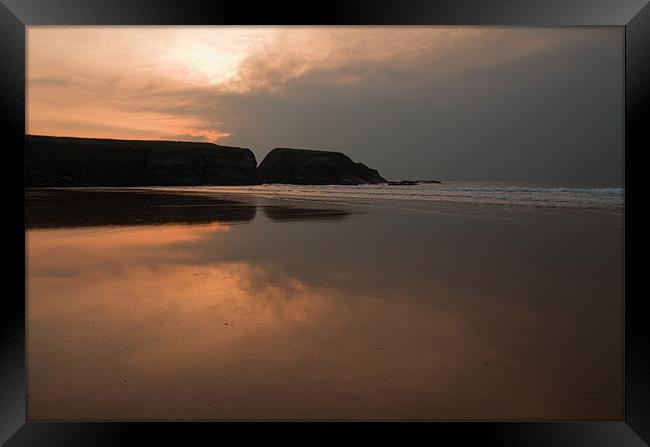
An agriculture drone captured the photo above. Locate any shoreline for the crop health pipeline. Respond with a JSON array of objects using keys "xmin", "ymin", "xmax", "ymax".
[{"xmin": 26, "ymin": 186, "xmax": 625, "ymax": 229}]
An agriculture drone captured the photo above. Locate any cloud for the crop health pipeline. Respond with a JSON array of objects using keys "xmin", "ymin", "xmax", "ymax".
[{"xmin": 27, "ymin": 27, "xmax": 623, "ymax": 184}]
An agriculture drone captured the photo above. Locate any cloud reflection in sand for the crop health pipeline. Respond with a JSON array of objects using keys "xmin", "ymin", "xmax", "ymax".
[{"xmin": 27, "ymin": 190, "xmax": 622, "ymax": 420}]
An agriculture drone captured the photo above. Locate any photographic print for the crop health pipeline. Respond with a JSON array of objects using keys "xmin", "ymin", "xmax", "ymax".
[{"xmin": 25, "ymin": 26, "xmax": 624, "ymax": 421}]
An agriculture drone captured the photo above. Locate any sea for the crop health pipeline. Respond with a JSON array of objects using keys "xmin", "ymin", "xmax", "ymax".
[{"xmin": 133, "ymin": 181, "xmax": 624, "ymax": 211}]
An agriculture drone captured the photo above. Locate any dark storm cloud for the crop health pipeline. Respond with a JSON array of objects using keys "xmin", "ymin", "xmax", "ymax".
[{"xmin": 220, "ymin": 29, "xmax": 622, "ymax": 185}]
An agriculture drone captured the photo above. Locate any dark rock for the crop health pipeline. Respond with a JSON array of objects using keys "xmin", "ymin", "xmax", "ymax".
[
  {"xmin": 26, "ymin": 135, "xmax": 259, "ymax": 187},
  {"xmin": 387, "ymin": 180, "xmax": 420, "ymax": 186},
  {"xmin": 387, "ymin": 179, "xmax": 442, "ymax": 185},
  {"xmin": 258, "ymin": 147, "xmax": 386, "ymax": 185}
]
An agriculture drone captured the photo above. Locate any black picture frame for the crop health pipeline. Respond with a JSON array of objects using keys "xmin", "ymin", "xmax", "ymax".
[{"xmin": 2, "ymin": 0, "xmax": 649, "ymax": 445}]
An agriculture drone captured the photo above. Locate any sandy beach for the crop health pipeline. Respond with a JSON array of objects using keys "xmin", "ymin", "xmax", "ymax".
[{"xmin": 26, "ymin": 188, "xmax": 623, "ymax": 420}]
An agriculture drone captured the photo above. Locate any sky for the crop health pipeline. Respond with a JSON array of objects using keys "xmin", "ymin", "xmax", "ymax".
[{"xmin": 27, "ymin": 26, "xmax": 623, "ymax": 185}]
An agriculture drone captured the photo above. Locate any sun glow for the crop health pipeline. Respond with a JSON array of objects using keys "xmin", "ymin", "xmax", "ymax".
[
  {"xmin": 27, "ymin": 26, "xmax": 601, "ymax": 147},
  {"xmin": 153, "ymin": 28, "xmax": 275, "ymax": 86}
]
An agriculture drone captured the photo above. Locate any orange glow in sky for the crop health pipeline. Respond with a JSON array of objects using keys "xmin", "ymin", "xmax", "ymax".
[{"xmin": 27, "ymin": 26, "xmax": 596, "ymax": 145}]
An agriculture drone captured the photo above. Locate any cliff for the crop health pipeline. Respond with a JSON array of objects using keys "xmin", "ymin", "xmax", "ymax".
[
  {"xmin": 26, "ymin": 135, "xmax": 259, "ymax": 187},
  {"xmin": 258, "ymin": 147, "xmax": 386, "ymax": 185}
]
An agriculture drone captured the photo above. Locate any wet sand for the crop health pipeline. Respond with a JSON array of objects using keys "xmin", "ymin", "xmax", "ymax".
[{"xmin": 26, "ymin": 189, "xmax": 623, "ymax": 420}]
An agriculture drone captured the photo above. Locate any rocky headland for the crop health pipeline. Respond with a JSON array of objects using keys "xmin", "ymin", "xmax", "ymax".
[
  {"xmin": 26, "ymin": 135, "xmax": 259, "ymax": 187},
  {"xmin": 258, "ymin": 147, "xmax": 386, "ymax": 185},
  {"xmin": 26, "ymin": 136, "xmax": 392, "ymax": 187}
]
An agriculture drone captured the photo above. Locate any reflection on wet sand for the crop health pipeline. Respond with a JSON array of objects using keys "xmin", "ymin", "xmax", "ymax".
[
  {"xmin": 26, "ymin": 189, "xmax": 258, "ymax": 228},
  {"xmin": 262, "ymin": 205, "xmax": 351, "ymax": 222},
  {"xmin": 27, "ymin": 190, "xmax": 622, "ymax": 420},
  {"xmin": 27, "ymin": 189, "xmax": 355, "ymax": 229}
]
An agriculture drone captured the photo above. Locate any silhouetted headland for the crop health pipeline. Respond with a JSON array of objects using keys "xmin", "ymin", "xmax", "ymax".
[
  {"xmin": 26, "ymin": 136, "xmax": 388, "ymax": 187},
  {"xmin": 26, "ymin": 135, "xmax": 259, "ymax": 187},
  {"xmin": 258, "ymin": 147, "xmax": 386, "ymax": 185}
]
